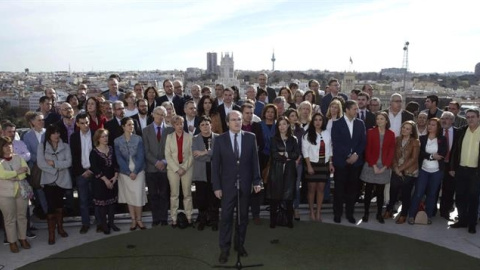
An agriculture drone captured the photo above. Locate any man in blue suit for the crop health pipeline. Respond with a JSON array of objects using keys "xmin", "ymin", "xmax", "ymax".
[
  {"xmin": 212, "ymin": 110, "xmax": 262, "ymax": 264},
  {"xmin": 330, "ymin": 100, "xmax": 366, "ymax": 224}
]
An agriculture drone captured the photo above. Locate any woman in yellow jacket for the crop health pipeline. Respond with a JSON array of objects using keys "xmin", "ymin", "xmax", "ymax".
[{"xmin": 0, "ymin": 136, "xmax": 30, "ymax": 253}]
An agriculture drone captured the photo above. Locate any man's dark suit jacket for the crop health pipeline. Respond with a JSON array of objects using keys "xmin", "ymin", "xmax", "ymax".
[
  {"xmin": 44, "ymin": 111, "xmax": 61, "ymax": 128},
  {"xmin": 104, "ymin": 117, "xmax": 142, "ymax": 146},
  {"xmin": 331, "ymin": 116, "xmax": 366, "ymax": 168},
  {"xmin": 450, "ymin": 125, "xmax": 480, "ymax": 174},
  {"xmin": 258, "ymin": 87, "xmax": 277, "ymax": 104},
  {"xmin": 55, "ymin": 119, "xmax": 78, "ymax": 144},
  {"xmin": 321, "ymin": 93, "xmax": 348, "ymax": 115},
  {"xmin": 211, "ymin": 131, "xmax": 262, "ymax": 195},
  {"xmin": 242, "ymin": 122, "xmax": 265, "ymax": 154},
  {"xmin": 217, "ymin": 104, "xmax": 241, "ymax": 132},
  {"xmin": 70, "ymin": 130, "xmax": 94, "ymax": 177},
  {"xmin": 131, "ymin": 113, "xmax": 153, "ymax": 130},
  {"xmin": 183, "ymin": 116, "xmax": 201, "ymax": 136},
  {"xmin": 358, "ymin": 110, "xmax": 376, "ymax": 130},
  {"xmin": 383, "ymin": 109, "xmax": 414, "ymax": 123}
]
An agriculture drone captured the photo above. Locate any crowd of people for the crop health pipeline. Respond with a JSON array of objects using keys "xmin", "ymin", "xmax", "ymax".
[{"xmin": 0, "ymin": 73, "xmax": 479, "ymax": 266}]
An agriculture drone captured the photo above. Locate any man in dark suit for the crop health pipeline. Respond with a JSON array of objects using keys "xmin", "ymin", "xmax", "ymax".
[
  {"xmin": 258, "ymin": 72, "xmax": 276, "ymax": 104},
  {"xmin": 172, "ymin": 80, "xmax": 192, "ymax": 117},
  {"xmin": 217, "ymin": 87, "xmax": 241, "ymax": 132},
  {"xmin": 438, "ymin": 111, "xmax": 458, "ymax": 220},
  {"xmin": 449, "ymin": 109, "xmax": 480, "ymax": 234},
  {"xmin": 130, "ymin": 99, "xmax": 152, "ymax": 131},
  {"xmin": 331, "ymin": 100, "xmax": 366, "ymax": 224},
  {"xmin": 241, "ymin": 103, "xmax": 265, "ymax": 225},
  {"xmin": 183, "ymin": 100, "xmax": 200, "ymax": 135},
  {"xmin": 156, "ymin": 79, "xmax": 176, "ymax": 106},
  {"xmin": 448, "ymin": 101, "xmax": 468, "ymax": 128},
  {"xmin": 356, "ymin": 92, "xmax": 375, "ymax": 130},
  {"xmin": 69, "ymin": 113, "xmax": 97, "ymax": 234},
  {"xmin": 213, "ymin": 84, "xmax": 225, "ymax": 107},
  {"xmin": 39, "ymin": 96, "xmax": 61, "ymax": 128},
  {"xmin": 104, "ymin": 101, "xmax": 142, "ymax": 146},
  {"xmin": 321, "ymin": 78, "xmax": 348, "ymax": 115},
  {"xmin": 142, "ymin": 106, "xmax": 174, "ymax": 226},
  {"xmin": 212, "ymin": 110, "xmax": 262, "ymax": 264},
  {"xmin": 55, "ymin": 102, "xmax": 77, "ymax": 144}
]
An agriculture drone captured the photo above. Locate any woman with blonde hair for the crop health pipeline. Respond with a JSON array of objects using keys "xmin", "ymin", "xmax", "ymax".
[
  {"xmin": 297, "ymin": 101, "xmax": 313, "ymax": 129},
  {"xmin": 165, "ymin": 115, "xmax": 194, "ymax": 227},
  {"xmin": 161, "ymin": 101, "xmax": 176, "ymax": 127},
  {"xmin": 325, "ymin": 99, "xmax": 344, "ymax": 132}
]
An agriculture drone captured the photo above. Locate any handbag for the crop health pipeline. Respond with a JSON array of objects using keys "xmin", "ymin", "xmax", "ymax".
[
  {"xmin": 29, "ymin": 162, "xmax": 42, "ymax": 189},
  {"xmin": 19, "ymin": 179, "xmax": 34, "ymax": 199}
]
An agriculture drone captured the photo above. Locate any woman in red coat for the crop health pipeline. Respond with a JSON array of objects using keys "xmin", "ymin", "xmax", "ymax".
[{"xmin": 360, "ymin": 111, "xmax": 396, "ymax": 223}]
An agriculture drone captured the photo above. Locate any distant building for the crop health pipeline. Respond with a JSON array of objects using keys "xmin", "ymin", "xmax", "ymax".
[
  {"xmin": 342, "ymin": 72, "xmax": 356, "ymax": 93},
  {"xmin": 207, "ymin": 52, "xmax": 218, "ymax": 74},
  {"xmin": 380, "ymin": 67, "xmax": 407, "ymax": 78},
  {"xmin": 475, "ymin": 62, "xmax": 480, "ymax": 78},
  {"xmin": 215, "ymin": 52, "xmax": 240, "ymax": 89}
]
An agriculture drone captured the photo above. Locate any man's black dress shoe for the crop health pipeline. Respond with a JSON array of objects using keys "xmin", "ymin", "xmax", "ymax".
[
  {"xmin": 152, "ymin": 221, "xmax": 160, "ymax": 227},
  {"xmin": 334, "ymin": 217, "xmax": 341, "ymax": 223},
  {"xmin": 362, "ymin": 215, "xmax": 369, "ymax": 222},
  {"xmin": 235, "ymin": 246, "xmax": 248, "ymax": 257},
  {"xmin": 347, "ymin": 217, "xmax": 356, "ymax": 224},
  {"xmin": 160, "ymin": 221, "xmax": 168, "ymax": 226},
  {"xmin": 468, "ymin": 226, "xmax": 476, "ymax": 234},
  {"xmin": 450, "ymin": 222, "xmax": 467, "ymax": 228},
  {"xmin": 218, "ymin": 251, "xmax": 229, "ymax": 264},
  {"xmin": 110, "ymin": 224, "xmax": 121, "ymax": 232},
  {"xmin": 79, "ymin": 225, "xmax": 90, "ymax": 234}
]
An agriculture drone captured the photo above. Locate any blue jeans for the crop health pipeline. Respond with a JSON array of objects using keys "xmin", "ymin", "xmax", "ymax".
[
  {"xmin": 76, "ymin": 175, "xmax": 94, "ymax": 226},
  {"xmin": 409, "ymin": 169, "xmax": 443, "ymax": 218}
]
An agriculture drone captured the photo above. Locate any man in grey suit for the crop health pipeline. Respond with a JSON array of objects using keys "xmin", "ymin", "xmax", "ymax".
[
  {"xmin": 212, "ymin": 111, "xmax": 262, "ymax": 264},
  {"xmin": 142, "ymin": 106, "xmax": 173, "ymax": 226}
]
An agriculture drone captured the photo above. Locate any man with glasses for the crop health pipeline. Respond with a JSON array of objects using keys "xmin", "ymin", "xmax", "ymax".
[
  {"xmin": 448, "ymin": 101, "xmax": 468, "ymax": 128},
  {"xmin": 321, "ymin": 78, "xmax": 348, "ymax": 115},
  {"xmin": 369, "ymin": 97, "xmax": 382, "ymax": 113},
  {"xmin": 384, "ymin": 93, "xmax": 413, "ymax": 137},
  {"xmin": 105, "ymin": 101, "xmax": 141, "ymax": 146},
  {"xmin": 449, "ymin": 109, "xmax": 480, "ymax": 234},
  {"xmin": 143, "ymin": 106, "xmax": 174, "ymax": 227}
]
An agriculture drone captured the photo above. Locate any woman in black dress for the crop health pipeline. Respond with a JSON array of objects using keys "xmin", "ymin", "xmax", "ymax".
[
  {"xmin": 89, "ymin": 128, "xmax": 119, "ymax": 234},
  {"xmin": 267, "ymin": 116, "xmax": 300, "ymax": 228}
]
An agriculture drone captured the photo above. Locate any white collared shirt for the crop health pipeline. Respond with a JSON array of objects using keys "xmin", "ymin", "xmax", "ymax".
[
  {"xmin": 138, "ymin": 114, "xmax": 148, "ymax": 130},
  {"xmin": 186, "ymin": 116, "xmax": 196, "ymax": 135},
  {"xmin": 224, "ymin": 103, "xmax": 233, "ymax": 116},
  {"xmin": 344, "ymin": 116, "xmax": 355, "ymax": 138},
  {"xmin": 80, "ymin": 130, "xmax": 92, "ymax": 169},
  {"xmin": 389, "ymin": 109, "xmax": 403, "ymax": 137},
  {"xmin": 229, "ymin": 131, "xmax": 242, "ymax": 157},
  {"xmin": 34, "ymin": 129, "xmax": 45, "ymax": 143},
  {"xmin": 445, "ymin": 127, "xmax": 454, "ymax": 151}
]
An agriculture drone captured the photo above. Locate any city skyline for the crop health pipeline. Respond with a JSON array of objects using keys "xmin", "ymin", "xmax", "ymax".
[{"xmin": 0, "ymin": 0, "xmax": 478, "ymax": 73}]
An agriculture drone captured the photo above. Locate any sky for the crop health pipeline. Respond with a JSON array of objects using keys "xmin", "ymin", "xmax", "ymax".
[{"xmin": 0, "ymin": 0, "xmax": 478, "ymax": 73}]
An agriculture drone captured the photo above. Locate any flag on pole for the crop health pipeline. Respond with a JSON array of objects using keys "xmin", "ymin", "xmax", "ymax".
[{"xmin": 349, "ymin": 57, "xmax": 353, "ymax": 64}]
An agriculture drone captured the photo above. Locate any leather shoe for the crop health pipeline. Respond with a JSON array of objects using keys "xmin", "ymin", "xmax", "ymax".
[
  {"xmin": 79, "ymin": 225, "xmax": 90, "ymax": 234},
  {"xmin": 218, "ymin": 251, "xmax": 229, "ymax": 264},
  {"xmin": 347, "ymin": 217, "xmax": 356, "ymax": 224},
  {"xmin": 383, "ymin": 210, "xmax": 393, "ymax": 219},
  {"xmin": 376, "ymin": 214, "xmax": 385, "ymax": 224},
  {"xmin": 19, "ymin": 239, "xmax": 31, "ymax": 249},
  {"xmin": 235, "ymin": 246, "xmax": 248, "ymax": 257},
  {"xmin": 110, "ymin": 224, "xmax": 121, "ymax": 232},
  {"xmin": 333, "ymin": 217, "xmax": 341, "ymax": 223},
  {"xmin": 160, "ymin": 221, "xmax": 168, "ymax": 226},
  {"xmin": 468, "ymin": 226, "xmax": 476, "ymax": 234},
  {"xmin": 96, "ymin": 225, "xmax": 103, "ymax": 233},
  {"xmin": 10, "ymin": 242, "xmax": 19, "ymax": 253},
  {"xmin": 450, "ymin": 222, "xmax": 467, "ymax": 228},
  {"xmin": 362, "ymin": 215, "xmax": 369, "ymax": 222},
  {"xmin": 396, "ymin": 216, "xmax": 407, "ymax": 224}
]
